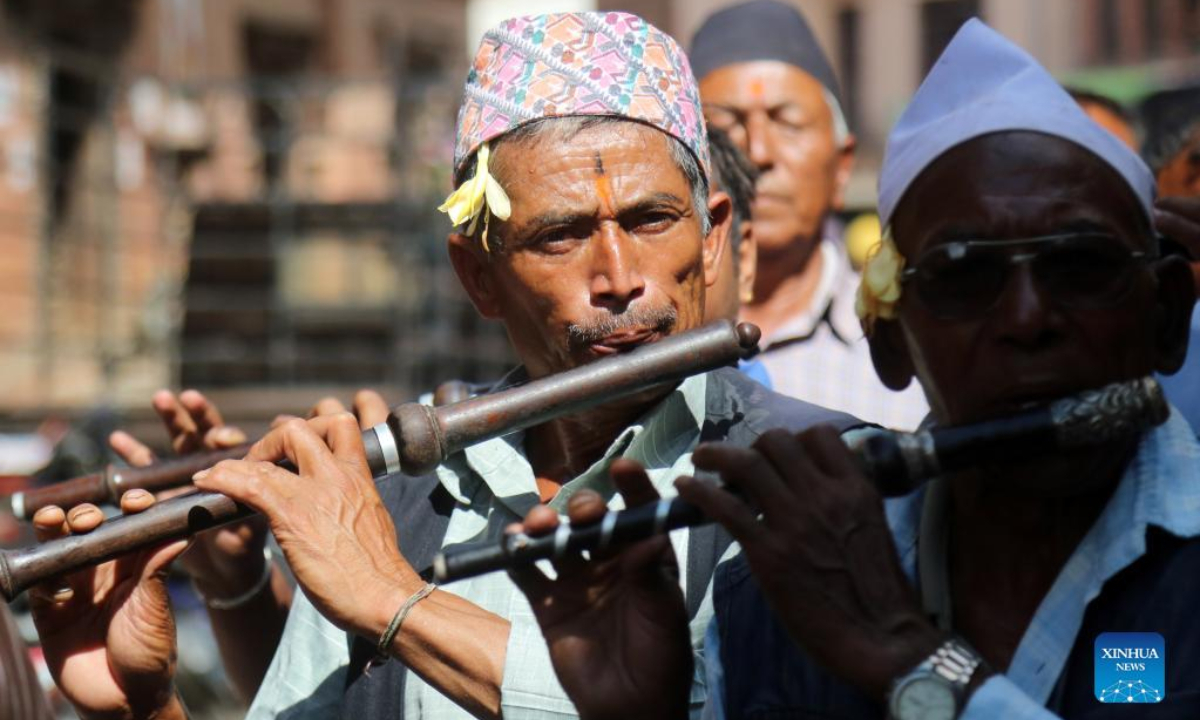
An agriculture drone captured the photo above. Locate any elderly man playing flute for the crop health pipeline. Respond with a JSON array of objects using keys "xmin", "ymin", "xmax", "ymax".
[
  {"xmin": 501, "ymin": 19, "xmax": 1200, "ymax": 720},
  {"xmin": 23, "ymin": 12, "xmax": 864, "ymax": 720}
]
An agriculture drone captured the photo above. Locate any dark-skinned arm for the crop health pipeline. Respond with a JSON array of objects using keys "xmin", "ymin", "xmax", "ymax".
[
  {"xmin": 683, "ymin": 427, "xmax": 1064, "ymax": 720},
  {"xmin": 682, "ymin": 426, "xmax": 950, "ymax": 702}
]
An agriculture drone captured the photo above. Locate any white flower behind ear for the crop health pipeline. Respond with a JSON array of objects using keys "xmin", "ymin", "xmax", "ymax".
[
  {"xmin": 438, "ymin": 142, "xmax": 512, "ymax": 252},
  {"xmin": 855, "ymin": 229, "xmax": 906, "ymax": 335}
]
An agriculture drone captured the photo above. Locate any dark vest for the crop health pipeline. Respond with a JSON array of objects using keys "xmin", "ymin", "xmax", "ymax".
[
  {"xmin": 714, "ymin": 526, "xmax": 1200, "ymax": 719},
  {"xmin": 340, "ymin": 367, "xmax": 863, "ymax": 718}
]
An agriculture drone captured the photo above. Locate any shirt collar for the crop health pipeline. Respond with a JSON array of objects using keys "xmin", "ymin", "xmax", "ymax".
[
  {"xmin": 889, "ymin": 407, "xmax": 1200, "ymax": 580},
  {"xmin": 1056, "ymin": 407, "xmax": 1200, "ymax": 543},
  {"xmin": 761, "ymin": 238, "xmax": 864, "ymax": 349},
  {"xmin": 1011, "ymin": 407, "xmax": 1200, "ymax": 701},
  {"xmin": 435, "ymin": 371, "xmax": 709, "ymax": 518},
  {"xmin": 887, "ymin": 407, "xmax": 1200, "ymax": 702}
]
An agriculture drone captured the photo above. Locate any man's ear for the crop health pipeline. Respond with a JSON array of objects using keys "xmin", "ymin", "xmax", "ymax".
[
  {"xmin": 867, "ymin": 318, "xmax": 916, "ymax": 391},
  {"xmin": 737, "ymin": 221, "xmax": 757, "ymax": 305},
  {"xmin": 447, "ymin": 233, "xmax": 504, "ymax": 319},
  {"xmin": 830, "ymin": 133, "xmax": 857, "ymax": 212},
  {"xmin": 704, "ymin": 191, "xmax": 733, "ymax": 288},
  {"xmin": 1151, "ymin": 255, "xmax": 1195, "ymax": 374}
]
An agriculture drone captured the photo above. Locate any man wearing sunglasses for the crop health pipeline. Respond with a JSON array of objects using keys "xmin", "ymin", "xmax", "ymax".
[{"xmin": 502, "ymin": 19, "xmax": 1200, "ymax": 720}]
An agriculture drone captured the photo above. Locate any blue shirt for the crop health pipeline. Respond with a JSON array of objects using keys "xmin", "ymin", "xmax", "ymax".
[
  {"xmin": 704, "ymin": 408, "xmax": 1200, "ymax": 719},
  {"xmin": 737, "ymin": 358, "xmax": 772, "ymax": 389},
  {"xmin": 1158, "ymin": 311, "xmax": 1200, "ymax": 434}
]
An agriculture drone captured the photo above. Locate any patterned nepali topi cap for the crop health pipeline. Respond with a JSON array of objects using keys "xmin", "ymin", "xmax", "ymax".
[
  {"xmin": 440, "ymin": 12, "xmax": 709, "ymax": 248},
  {"xmin": 455, "ymin": 12, "xmax": 708, "ymax": 174}
]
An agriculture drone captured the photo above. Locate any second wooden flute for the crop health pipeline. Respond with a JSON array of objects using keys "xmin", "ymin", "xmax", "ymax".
[
  {"xmin": 3, "ymin": 379, "xmax": 487, "ymax": 522},
  {"xmin": 0, "ymin": 319, "xmax": 760, "ymax": 602},
  {"xmin": 432, "ymin": 376, "xmax": 1169, "ymax": 584},
  {"xmin": 3, "ymin": 444, "xmax": 254, "ymax": 522}
]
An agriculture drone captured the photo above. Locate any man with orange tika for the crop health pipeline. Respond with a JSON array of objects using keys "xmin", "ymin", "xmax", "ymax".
[{"xmin": 691, "ymin": 0, "xmax": 927, "ymax": 429}]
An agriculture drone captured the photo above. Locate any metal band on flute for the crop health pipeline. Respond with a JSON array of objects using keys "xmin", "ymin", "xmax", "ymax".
[
  {"xmin": 373, "ymin": 423, "xmax": 402, "ymax": 476},
  {"xmin": 0, "ymin": 320, "xmax": 760, "ymax": 602},
  {"xmin": 432, "ymin": 376, "xmax": 1168, "ymax": 584}
]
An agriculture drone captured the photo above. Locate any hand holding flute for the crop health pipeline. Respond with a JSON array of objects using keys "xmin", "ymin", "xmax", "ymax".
[
  {"xmin": 29, "ymin": 491, "xmax": 190, "ymax": 720},
  {"xmin": 27, "ymin": 411, "xmax": 401, "ymax": 720},
  {"xmin": 471, "ymin": 377, "xmax": 1169, "ymax": 716},
  {"xmin": 105, "ymin": 387, "xmax": 396, "ymax": 703},
  {"xmin": 498, "ymin": 424, "xmax": 943, "ymax": 714},
  {"xmin": 2, "ymin": 320, "xmax": 759, "ymax": 603},
  {"xmin": 16, "ymin": 321, "xmax": 758, "ymax": 720},
  {"xmin": 107, "ymin": 389, "xmax": 274, "ymax": 606},
  {"xmin": 506, "ymin": 459, "xmax": 694, "ymax": 720},
  {"xmin": 437, "ymin": 377, "xmax": 1167, "ymax": 582}
]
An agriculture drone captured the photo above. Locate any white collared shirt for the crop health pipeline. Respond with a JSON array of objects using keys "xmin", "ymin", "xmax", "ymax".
[{"xmin": 756, "ymin": 239, "xmax": 928, "ymax": 431}]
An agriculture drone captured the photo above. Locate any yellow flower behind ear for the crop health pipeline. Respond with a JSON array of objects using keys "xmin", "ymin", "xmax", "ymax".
[
  {"xmin": 855, "ymin": 229, "xmax": 906, "ymax": 335},
  {"xmin": 438, "ymin": 142, "xmax": 512, "ymax": 251}
]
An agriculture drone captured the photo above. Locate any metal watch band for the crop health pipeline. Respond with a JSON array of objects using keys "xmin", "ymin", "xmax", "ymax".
[
  {"xmin": 929, "ymin": 637, "xmax": 982, "ymax": 690},
  {"xmin": 889, "ymin": 636, "xmax": 983, "ymax": 720}
]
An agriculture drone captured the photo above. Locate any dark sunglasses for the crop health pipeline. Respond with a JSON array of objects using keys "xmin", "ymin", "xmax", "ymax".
[{"xmin": 900, "ymin": 232, "xmax": 1153, "ymax": 320}]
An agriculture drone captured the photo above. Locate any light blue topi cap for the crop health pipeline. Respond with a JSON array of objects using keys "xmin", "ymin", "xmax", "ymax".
[{"xmin": 877, "ymin": 18, "xmax": 1154, "ymax": 227}]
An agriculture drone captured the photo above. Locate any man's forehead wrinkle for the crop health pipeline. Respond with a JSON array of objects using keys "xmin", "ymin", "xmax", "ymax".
[
  {"xmin": 489, "ymin": 119, "xmax": 656, "ymax": 175},
  {"xmin": 923, "ymin": 202, "xmax": 1112, "ymax": 238},
  {"xmin": 520, "ymin": 191, "xmax": 688, "ymax": 226},
  {"xmin": 703, "ymin": 61, "xmax": 827, "ymax": 104},
  {"xmin": 501, "ymin": 136, "xmax": 672, "ymax": 194}
]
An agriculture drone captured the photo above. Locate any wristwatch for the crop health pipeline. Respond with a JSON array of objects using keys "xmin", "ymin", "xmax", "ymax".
[{"xmin": 888, "ymin": 637, "xmax": 982, "ymax": 720}]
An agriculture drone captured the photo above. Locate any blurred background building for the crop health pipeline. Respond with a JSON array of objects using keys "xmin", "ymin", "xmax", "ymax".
[
  {"xmin": 0, "ymin": 0, "xmax": 1195, "ymax": 440},
  {"xmin": 677, "ymin": 0, "xmax": 1200, "ymax": 205}
]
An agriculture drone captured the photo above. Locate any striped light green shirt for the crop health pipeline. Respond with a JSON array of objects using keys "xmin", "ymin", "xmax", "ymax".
[{"xmin": 247, "ymin": 372, "xmax": 722, "ymax": 719}]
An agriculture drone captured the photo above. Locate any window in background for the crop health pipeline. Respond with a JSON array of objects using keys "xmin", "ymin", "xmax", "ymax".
[
  {"xmin": 837, "ymin": 6, "xmax": 860, "ymax": 132},
  {"xmin": 1145, "ymin": 0, "xmax": 1163, "ymax": 59},
  {"xmin": 921, "ymin": 0, "xmax": 982, "ymax": 74},
  {"xmin": 243, "ymin": 21, "xmax": 318, "ymax": 190},
  {"xmin": 1182, "ymin": 0, "xmax": 1200, "ymax": 53},
  {"xmin": 1097, "ymin": 0, "xmax": 1121, "ymax": 65}
]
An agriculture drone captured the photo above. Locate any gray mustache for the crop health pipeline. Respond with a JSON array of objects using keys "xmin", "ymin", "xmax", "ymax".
[{"xmin": 566, "ymin": 305, "xmax": 678, "ymax": 349}]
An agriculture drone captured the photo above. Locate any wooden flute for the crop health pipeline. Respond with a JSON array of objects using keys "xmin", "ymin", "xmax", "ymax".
[
  {"xmin": 0, "ymin": 319, "xmax": 760, "ymax": 602},
  {"xmin": 434, "ymin": 376, "xmax": 1169, "ymax": 584},
  {"xmin": 3, "ymin": 378, "xmax": 488, "ymax": 522}
]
